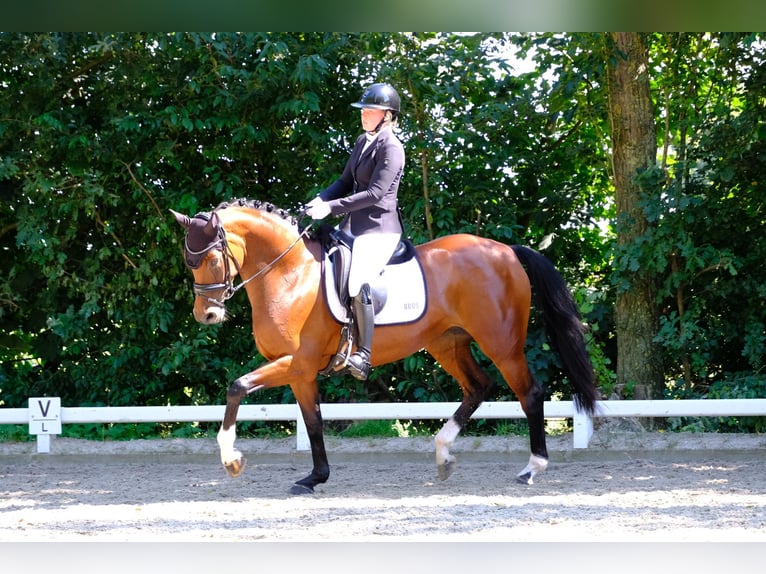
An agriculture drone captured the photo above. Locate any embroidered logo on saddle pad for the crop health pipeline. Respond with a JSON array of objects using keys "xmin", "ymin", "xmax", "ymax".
[{"xmin": 321, "ymin": 235, "xmax": 427, "ymax": 326}]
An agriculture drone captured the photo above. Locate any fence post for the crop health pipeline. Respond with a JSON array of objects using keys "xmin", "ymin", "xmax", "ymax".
[
  {"xmin": 35, "ymin": 434, "xmax": 52, "ymax": 454},
  {"xmin": 295, "ymin": 403, "xmax": 310, "ymax": 451},
  {"xmin": 572, "ymin": 409, "xmax": 593, "ymax": 448}
]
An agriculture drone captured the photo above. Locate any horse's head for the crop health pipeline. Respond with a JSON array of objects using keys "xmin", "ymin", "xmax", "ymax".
[{"xmin": 171, "ymin": 208, "xmax": 240, "ymax": 325}]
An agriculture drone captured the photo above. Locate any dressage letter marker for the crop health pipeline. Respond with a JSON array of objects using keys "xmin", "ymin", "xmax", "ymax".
[{"xmin": 28, "ymin": 397, "xmax": 62, "ymax": 453}]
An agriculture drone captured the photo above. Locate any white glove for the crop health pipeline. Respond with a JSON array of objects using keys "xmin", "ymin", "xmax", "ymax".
[{"xmin": 305, "ymin": 197, "xmax": 331, "ymax": 219}]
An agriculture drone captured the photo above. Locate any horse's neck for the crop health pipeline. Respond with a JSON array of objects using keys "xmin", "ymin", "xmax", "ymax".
[{"xmin": 226, "ymin": 210, "xmax": 312, "ymax": 278}]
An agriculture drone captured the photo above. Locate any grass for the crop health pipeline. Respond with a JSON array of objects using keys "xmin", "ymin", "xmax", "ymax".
[
  {"xmin": 331, "ymin": 418, "xmax": 542, "ymax": 439},
  {"xmin": 0, "ymin": 425, "xmax": 32, "ymax": 442},
  {"xmin": 0, "ymin": 421, "xmax": 295, "ymax": 442},
  {"xmin": 334, "ymin": 419, "xmax": 427, "ymax": 438},
  {"xmin": 0, "ymin": 417, "xmax": 561, "ymax": 443}
]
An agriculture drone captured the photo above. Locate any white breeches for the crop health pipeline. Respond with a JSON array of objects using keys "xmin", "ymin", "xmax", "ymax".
[{"xmin": 348, "ymin": 232, "xmax": 401, "ymax": 297}]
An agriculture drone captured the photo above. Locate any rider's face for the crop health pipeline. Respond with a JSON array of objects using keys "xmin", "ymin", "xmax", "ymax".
[{"xmin": 360, "ymin": 107, "xmax": 385, "ymax": 133}]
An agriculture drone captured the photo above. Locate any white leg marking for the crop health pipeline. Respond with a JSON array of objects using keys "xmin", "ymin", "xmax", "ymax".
[
  {"xmin": 217, "ymin": 425, "xmax": 239, "ymax": 465},
  {"xmin": 434, "ymin": 418, "xmax": 461, "ymax": 468},
  {"xmin": 517, "ymin": 453, "xmax": 549, "ymax": 484}
]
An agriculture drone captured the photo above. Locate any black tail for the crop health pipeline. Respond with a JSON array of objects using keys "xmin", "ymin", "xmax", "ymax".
[{"xmin": 512, "ymin": 245, "xmax": 600, "ymax": 415}]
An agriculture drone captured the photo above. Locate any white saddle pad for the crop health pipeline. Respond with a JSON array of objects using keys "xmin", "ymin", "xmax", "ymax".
[{"xmin": 322, "ymin": 251, "xmax": 427, "ymax": 326}]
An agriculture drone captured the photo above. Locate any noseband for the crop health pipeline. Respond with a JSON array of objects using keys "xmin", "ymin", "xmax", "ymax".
[
  {"xmin": 185, "ymin": 219, "xmax": 239, "ymax": 307},
  {"xmin": 185, "ymin": 212, "xmax": 311, "ymax": 307}
]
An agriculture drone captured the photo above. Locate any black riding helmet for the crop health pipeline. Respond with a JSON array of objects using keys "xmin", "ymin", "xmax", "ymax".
[{"xmin": 351, "ymin": 83, "xmax": 401, "ymax": 115}]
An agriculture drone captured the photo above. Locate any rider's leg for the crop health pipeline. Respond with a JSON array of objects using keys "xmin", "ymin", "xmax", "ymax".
[
  {"xmin": 346, "ymin": 233, "xmax": 400, "ymax": 380},
  {"xmin": 347, "ymin": 283, "xmax": 374, "ymax": 380}
]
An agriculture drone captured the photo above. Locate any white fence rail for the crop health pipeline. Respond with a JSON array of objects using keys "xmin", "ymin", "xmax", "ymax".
[{"xmin": 2, "ymin": 398, "xmax": 765, "ymax": 454}]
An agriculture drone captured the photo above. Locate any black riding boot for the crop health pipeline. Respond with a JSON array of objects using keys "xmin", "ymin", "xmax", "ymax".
[{"xmin": 347, "ymin": 283, "xmax": 374, "ymax": 381}]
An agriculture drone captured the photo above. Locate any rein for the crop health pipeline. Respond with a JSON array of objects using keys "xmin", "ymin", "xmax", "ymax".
[{"xmin": 189, "ymin": 213, "xmax": 312, "ymax": 307}]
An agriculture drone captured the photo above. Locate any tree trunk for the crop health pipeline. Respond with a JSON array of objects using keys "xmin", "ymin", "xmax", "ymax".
[{"xmin": 606, "ymin": 32, "xmax": 665, "ymax": 402}]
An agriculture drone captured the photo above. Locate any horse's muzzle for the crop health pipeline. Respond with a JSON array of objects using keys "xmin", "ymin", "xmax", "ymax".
[{"xmin": 194, "ymin": 301, "xmax": 227, "ymax": 324}]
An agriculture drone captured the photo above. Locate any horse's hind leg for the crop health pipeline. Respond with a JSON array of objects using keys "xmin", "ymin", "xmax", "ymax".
[
  {"xmin": 493, "ymin": 352, "xmax": 549, "ymax": 484},
  {"xmin": 429, "ymin": 329, "xmax": 549, "ymax": 484},
  {"xmin": 426, "ymin": 328, "xmax": 495, "ymax": 481}
]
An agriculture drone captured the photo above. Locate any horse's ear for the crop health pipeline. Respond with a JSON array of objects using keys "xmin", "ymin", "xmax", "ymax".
[
  {"xmin": 206, "ymin": 211, "xmax": 220, "ymax": 233},
  {"xmin": 170, "ymin": 209, "xmax": 191, "ymax": 230}
]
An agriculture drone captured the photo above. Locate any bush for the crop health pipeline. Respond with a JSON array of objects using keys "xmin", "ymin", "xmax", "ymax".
[{"xmin": 665, "ymin": 372, "xmax": 766, "ymax": 433}]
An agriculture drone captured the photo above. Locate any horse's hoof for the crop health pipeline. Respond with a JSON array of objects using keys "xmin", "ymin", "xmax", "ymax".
[
  {"xmin": 516, "ymin": 471, "xmax": 533, "ymax": 485},
  {"xmin": 515, "ymin": 454, "xmax": 546, "ymax": 485},
  {"xmin": 437, "ymin": 459, "xmax": 456, "ymax": 481},
  {"xmin": 223, "ymin": 455, "xmax": 246, "ymax": 478},
  {"xmin": 289, "ymin": 483, "xmax": 315, "ymax": 495}
]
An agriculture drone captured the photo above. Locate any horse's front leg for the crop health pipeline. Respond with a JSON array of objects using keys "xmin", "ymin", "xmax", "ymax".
[
  {"xmin": 216, "ymin": 356, "xmax": 301, "ymax": 479},
  {"xmin": 217, "ymin": 376, "xmax": 254, "ymax": 478},
  {"xmin": 289, "ymin": 384, "xmax": 330, "ymax": 495}
]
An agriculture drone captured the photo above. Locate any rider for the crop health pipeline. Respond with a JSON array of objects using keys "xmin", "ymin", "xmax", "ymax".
[{"xmin": 305, "ymin": 82, "xmax": 405, "ymax": 381}]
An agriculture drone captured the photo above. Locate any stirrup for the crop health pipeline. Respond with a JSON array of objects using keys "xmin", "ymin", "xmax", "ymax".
[
  {"xmin": 346, "ymin": 351, "xmax": 371, "ymax": 381},
  {"xmin": 318, "ymin": 322, "xmax": 354, "ymax": 376}
]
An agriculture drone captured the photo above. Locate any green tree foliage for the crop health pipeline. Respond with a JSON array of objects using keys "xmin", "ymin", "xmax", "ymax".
[
  {"xmin": 518, "ymin": 32, "xmax": 765, "ymax": 410},
  {"xmin": 1, "ymin": 33, "xmax": 763, "ymax": 431},
  {"xmin": 0, "ymin": 32, "xmax": 358, "ymax": 409},
  {"xmin": 635, "ymin": 33, "xmax": 766, "ymax": 396}
]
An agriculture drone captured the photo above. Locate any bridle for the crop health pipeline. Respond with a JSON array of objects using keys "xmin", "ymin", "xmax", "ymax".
[{"xmin": 185, "ymin": 212, "xmax": 312, "ymax": 308}]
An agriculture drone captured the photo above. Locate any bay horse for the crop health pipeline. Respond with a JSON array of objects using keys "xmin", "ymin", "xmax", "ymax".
[{"xmin": 171, "ymin": 198, "xmax": 599, "ymax": 494}]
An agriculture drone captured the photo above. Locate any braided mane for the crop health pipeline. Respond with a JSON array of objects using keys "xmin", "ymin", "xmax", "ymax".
[{"xmin": 212, "ymin": 198, "xmax": 299, "ymax": 226}]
